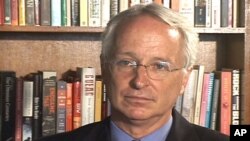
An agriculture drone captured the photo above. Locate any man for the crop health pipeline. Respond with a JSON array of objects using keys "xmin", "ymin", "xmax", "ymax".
[{"xmin": 37, "ymin": 3, "xmax": 229, "ymax": 141}]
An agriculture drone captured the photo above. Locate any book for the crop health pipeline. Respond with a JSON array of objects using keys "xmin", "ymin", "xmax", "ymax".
[
  {"xmin": 110, "ymin": 0, "xmax": 118, "ymax": 18},
  {"xmin": 11, "ymin": 0, "xmax": 19, "ymax": 25},
  {"xmin": 88, "ymin": 0, "xmax": 101, "ymax": 27},
  {"xmin": 34, "ymin": 0, "xmax": 40, "ymax": 25},
  {"xmin": 194, "ymin": 0, "xmax": 206, "ymax": 27},
  {"xmin": 205, "ymin": 72, "xmax": 214, "ymax": 128},
  {"xmin": 19, "ymin": 0, "xmax": 26, "ymax": 26},
  {"xmin": 51, "ymin": 0, "xmax": 62, "ymax": 26},
  {"xmin": 95, "ymin": 76, "xmax": 103, "ymax": 122},
  {"xmin": 73, "ymin": 80, "xmax": 81, "ymax": 129},
  {"xmin": 220, "ymin": 69, "xmax": 232, "ymax": 135},
  {"xmin": 25, "ymin": 0, "xmax": 35, "ymax": 25},
  {"xmin": 61, "ymin": 0, "xmax": 67, "ymax": 26},
  {"xmin": 193, "ymin": 65, "xmax": 205, "ymax": 125},
  {"xmin": 80, "ymin": 0, "xmax": 88, "ymax": 26},
  {"xmin": 209, "ymin": 72, "xmax": 220, "ymax": 130},
  {"xmin": 41, "ymin": 71, "xmax": 57, "ymax": 137},
  {"xmin": 15, "ymin": 78, "xmax": 23, "ymax": 141},
  {"xmin": 40, "ymin": 0, "xmax": 51, "ymax": 26},
  {"xmin": 0, "ymin": 71, "xmax": 16, "ymax": 141},
  {"xmin": 205, "ymin": 0, "xmax": 212, "ymax": 27},
  {"xmin": 211, "ymin": 0, "xmax": 221, "ymax": 28},
  {"xmin": 22, "ymin": 81, "xmax": 34, "ymax": 141},
  {"xmin": 0, "ymin": 0, "xmax": 3, "ymax": 25},
  {"xmin": 66, "ymin": 0, "xmax": 71, "ymax": 26},
  {"xmin": 182, "ymin": 69, "xmax": 198, "ymax": 123},
  {"xmin": 231, "ymin": 69, "xmax": 240, "ymax": 125},
  {"xmin": 66, "ymin": 82, "xmax": 73, "ymax": 131},
  {"xmin": 56, "ymin": 80, "xmax": 67, "ymax": 133},
  {"xmin": 101, "ymin": 0, "xmax": 110, "ymax": 27},
  {"xmin": 179, "ymin": 0, "xmax": 194, "ymax": 26},
  {"xmin": 4, "ymin": 0, "xmax": 11, "ymax": 25},
  {"xmin": 71, "ymin": 0, "xmax": 80, "ymax": 26},
  {"xmin": 77, "ymin": 67, "xmax": 96, "ymax": 126}
]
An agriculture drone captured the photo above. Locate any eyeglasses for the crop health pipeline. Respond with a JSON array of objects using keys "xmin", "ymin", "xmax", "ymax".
[{"xmin": 109, "ymin": 59, "xmax": 184, "ymax": 80}]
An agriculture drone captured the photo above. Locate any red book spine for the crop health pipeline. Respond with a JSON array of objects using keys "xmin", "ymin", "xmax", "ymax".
[
  {"xmin": 66, "ymin": 83, "xmax": 73, "ymax": 131},
  {"xmin": 15, "ymin": 78, "xmax": 23, "ymax": 141},
  {"xmin": 0, "ymin": 0, "xmax": 4, "ymax": 25},
  {"xmin": 11, "ymin": 0, "xmax": 18, "ymax": 25},
  {"xmin": 220, "ymin": 71, "xmax": 232, "ymax": 135},
  {"xmin": 73, "ymin": 81, "xmax": 81, "ymax": 129}
]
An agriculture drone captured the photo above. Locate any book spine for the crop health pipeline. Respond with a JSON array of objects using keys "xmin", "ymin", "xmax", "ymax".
[
  {"xmin": 56, "ymin": 80, "xmax": 67, "ymax": 133},
  {"xmin": 80, "ymin": 0, "xmax": 88, "ymax": 26},
  {"xmin": 232, "ymin": 69, "xmax": 240, "ymax": 125},
  {"xmin": 4, "ymin": 0, "xmax": 12, "ymax": 25},
  {"xmin": 0, "ymin": 71, "xmax": 16, "ymax": 141},
  {"xmin": 206, "ymin": 0, "xmax": 212, "ymax": 27},
  {"xmin": 77, "ymin": 67, "xmax": 96, "ymax": 126},
  {"xmin": 19, "ymin": 0, "xmax": 26, "ymax": 25},
  {"xmin": 51, "ymin": 0, "xmax": 62, "ymax": 26},
  {"xmin": 71, "ymin": 0, "xmax": 80, "ymax": 26},
  {"xmin": 209, "ymin": 77, "xmax": 220, "ymax": 130},
  {"xmin": 25, "ymin": 0, "xmax": 35, "ymax": 25},
  {"xmin": 94, "ymin": 76, "xmax": 102, "ymax": 122},
  {"xmin": 220, "ymin": 70, "xmax": 232, "ymax": 135},
  {"xmin": 179, "ymin": 0, "xmax": 194, "ymax": 26},
  {"xmin": 101, "ymin": 0, "xmax": 110, "ymax": 27},
  {"xmin": 32, "ymin": 73, "xmax": 42, "ymax": 140},
  {"xmin": 88, "ymin": 0, "xmax": 101, "ymax": 27},
  {"xmin": 66, "ymin": 0, "xmax": 71, "ymax": 26},
  {"xmin": 34, "ymin": 0, "xmax": 40, "ymax": 25},
  {"xmin": 211, "ymin": 0, "xmax": 221, "ymax": 28},
  {"xmin": 194, "ymin": 0, "xmax": 206, "ymax": 27},
  {"xmin": 61, "ymin": 0, "xmax": 67, "ymax": 26},
  {"xmin": 205, "ymin": 73, "xmax": 214, "ymax": 128},
  {"xmin": 42, "ymin": 71, "xmax": 57, "ymax": 137},
  {"xmin": 22, "ymin": 81, "xmax": 34, "ymax": 141},
  {"xmin": 110, "ymin": 0, "xmax": 118, "ymax": 18},
  {"xmin": 40, "ymin": 0, "xmax": 51, "ymax": 26},
  {"xmin": 15, "ymin": 78, "xmax": 23, "ymax": 141},
  {"xmin": 66, "ymin": 83, "xmax": 73, "ymax": 131},
  {"xmin": 0, "ymin": 0, "xmax": 4, "ymax": 25},
  {"xmin": 11, "ymin": 0, "xmax": 19, "ymax": 25},
  {"xmin": 73, "ymin": 80, "xmax": 81, "ymax": 129}
]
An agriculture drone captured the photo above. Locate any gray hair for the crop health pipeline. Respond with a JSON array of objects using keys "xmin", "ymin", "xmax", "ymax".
[{"xmin": 101, "ymin": 3, "xmax": 199, "ymax": 68}]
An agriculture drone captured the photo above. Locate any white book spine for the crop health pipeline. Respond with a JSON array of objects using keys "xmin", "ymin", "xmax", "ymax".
[
  {"xmin": 23, "ymin": 81, "xmax": 34, "ymax": 117},
  {"xmin": 88, "ymin": 0, "xmax": 101, "ymax": 27},
  {"xmin": 78, "ymin": 67, "xmax": 96, "ymax": 126}
]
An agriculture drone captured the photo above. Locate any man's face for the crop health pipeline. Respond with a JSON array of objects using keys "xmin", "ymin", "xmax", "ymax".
[{"xmin": 104, "ymin": 15, "xmax": 189, "ymax": 123}]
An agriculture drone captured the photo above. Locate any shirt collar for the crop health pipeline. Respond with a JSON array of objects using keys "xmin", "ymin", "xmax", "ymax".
[{"xmin": 110, "ymin": 116, "xmax": 173, "ymax": 141}]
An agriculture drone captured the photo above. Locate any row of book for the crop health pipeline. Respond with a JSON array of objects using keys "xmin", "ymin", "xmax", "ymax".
[
  {"xmin": 0, "ymin": 65, "xmax": 241, "ymax": 140},
  {"xmin": 0, "ymin": 0, "xmax": 245, "ymax": 28},
  {"xmin": 175, "ymin": 65, "xmax": 241, "ymax": 136},
  {"xmin": 0, "ymin": 67, "xmax": 110, "ymax": 141}
]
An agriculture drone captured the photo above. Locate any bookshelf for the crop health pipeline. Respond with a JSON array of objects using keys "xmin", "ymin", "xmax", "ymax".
[{"xmin": 0, "ymin": 0, "xmax": 249, "ymax": 131}]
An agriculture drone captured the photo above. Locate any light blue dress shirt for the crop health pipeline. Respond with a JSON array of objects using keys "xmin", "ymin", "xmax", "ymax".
[{"xmin": 110, "ymin": 116, "xmax": 173, "ymax": 141}]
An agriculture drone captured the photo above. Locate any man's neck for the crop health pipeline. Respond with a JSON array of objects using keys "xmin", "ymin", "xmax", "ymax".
[{"xmin": 111, "ymin": 112, "xmax": 172, "ymax": 139}]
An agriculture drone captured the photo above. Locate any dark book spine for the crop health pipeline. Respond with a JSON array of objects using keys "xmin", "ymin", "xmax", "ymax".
[
  {"xmin": 42, "ymin": 78, "xmax": 57, "ymax": 137},
  {"xmin": 40, "ymin": 0, "xmax": 51, "ymax": 25},
  {"xmin": 15, "ymin": 78, "xmax": 23, "ymax": 141},
  {"xmin": 194, "ymin": 0, "xmax": 206, "ymax": 27},
  {"xmin": 71, "ymin": 0, "xmax": 80, "ymax": 26},
  {"xmin": 25, "ymin": 0, "xmax": 35, "ymax": 25},
  {"xmin": 56, "ymin": 81, "xmax": 67, "ymax": 133},
  {"xmin": 0, "ymin": 71, "xmax": 16, "ymax": 141},
  {"xmin": 4, "ymin": 0, "xmax": 12, "ymax": 24},
  {"xmin": 32, "ymin": 73, "xmax": 42, "ymax": 140},
  {"xmin": 22, "ymin": 117, "xmax": 33, "ymax": 141}
]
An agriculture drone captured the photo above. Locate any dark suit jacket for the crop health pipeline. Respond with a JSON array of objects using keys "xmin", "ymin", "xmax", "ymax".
[{"xmin": 36, "ymin": 110, "xmax": 229, "ymax": 141}]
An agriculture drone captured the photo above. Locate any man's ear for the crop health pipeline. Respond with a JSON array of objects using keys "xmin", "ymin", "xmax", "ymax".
[{"xmin": 179, "ymin": 66, "xmax": 193, "ymax": 95}]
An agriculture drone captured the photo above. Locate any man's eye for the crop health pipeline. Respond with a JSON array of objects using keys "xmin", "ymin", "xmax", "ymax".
[
  {"xmin": 116, "ymin": 60, "xmax": 135, "ymax": 66},
  {"xmin": 152, "ymin": 62, "xmax": 171, "ymax": 71}
]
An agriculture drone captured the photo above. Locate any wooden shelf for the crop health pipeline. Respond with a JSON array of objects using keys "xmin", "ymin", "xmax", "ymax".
[
  {"xmin": 194, "ymin": 27, "xmax": 246, "ymax": 34},
  {"xmin": 0, "ymin": 25, "xmax": 245, "ymax": 34},
  {"xmin": 0, "ymin": 25, "xmax": 104, "ymax": 33}
]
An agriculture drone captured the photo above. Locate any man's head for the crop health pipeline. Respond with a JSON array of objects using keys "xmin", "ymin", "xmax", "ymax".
[{"xmin": 100, "ymin": 3, "xmax": 199, "ymax": 127}]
